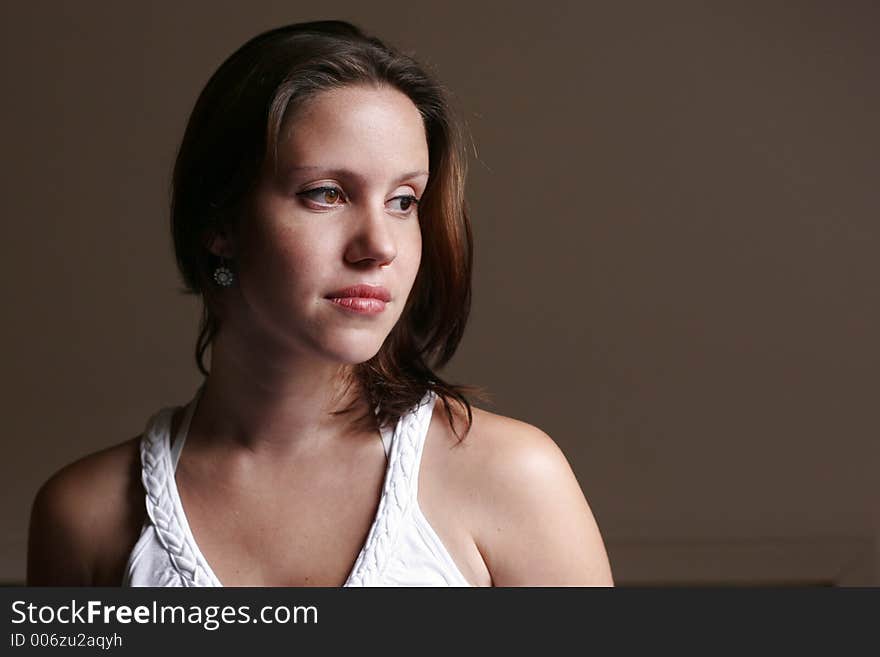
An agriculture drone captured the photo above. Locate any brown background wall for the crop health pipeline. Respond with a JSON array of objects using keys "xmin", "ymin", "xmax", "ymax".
[{"xmin": 2, "ymin": 1, "xmax": 877, "ymax": 584}]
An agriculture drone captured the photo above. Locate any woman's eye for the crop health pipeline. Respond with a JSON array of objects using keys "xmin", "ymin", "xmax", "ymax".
[
  {"xmin": 388, "ymin": 195, "xmax": 420, "ymax": 214},
  {"xmin": 297, "ymin": 187, "xmax": 419, "ymax": 215},
  {"xmin": 298, "ymin": 186, "xmax": 346, "ymax": 206}
]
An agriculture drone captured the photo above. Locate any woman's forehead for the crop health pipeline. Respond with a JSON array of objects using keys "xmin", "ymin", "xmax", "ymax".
[{"xmin": 274, "ymin": 87, "xmax": 429, "ymax": 181}]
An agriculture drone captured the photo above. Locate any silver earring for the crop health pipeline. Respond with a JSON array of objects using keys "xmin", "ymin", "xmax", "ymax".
[{"xmin": 213, "ymin": 258, "xmax": 235, "ymax": 287}]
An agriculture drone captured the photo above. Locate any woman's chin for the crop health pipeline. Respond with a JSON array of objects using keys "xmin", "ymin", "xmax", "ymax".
[{"xmin": 321, "ymin": 340, "xmax": 385, "ymax": 366}]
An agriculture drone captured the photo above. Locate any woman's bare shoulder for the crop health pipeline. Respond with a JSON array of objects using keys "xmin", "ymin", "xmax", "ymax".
[
  {"xmin": 432, "ymin": 396, "xmax": 614, "ymax": 586},
  {"xmin": 27, "ymin": 436, "xmax": 146, "ymax": 586},
  {"xmin": 433, "ymin": 395, "xmax": 576, "ymax": 484}
]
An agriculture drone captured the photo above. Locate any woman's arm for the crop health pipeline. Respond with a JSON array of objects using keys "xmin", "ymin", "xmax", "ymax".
[
  {"xmin": 27, "ymin": 438, "xmax": 144, "ymax": 586},
  {"xmin": 470, "ymin": 421, "xmax": 614, "ymax": 586},
  {"xmin": 27, "ymin": 466, "xmax": 96, "ymax": 585}
]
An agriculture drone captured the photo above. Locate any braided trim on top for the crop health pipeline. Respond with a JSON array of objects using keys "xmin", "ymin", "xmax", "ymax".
[
  {"xmin": 139, "ymin": 407, "xmax": 209, "ymax": 587},
  {"xmin": 345, "ymin": 390, "xmax": 435, "ymax": 586}
]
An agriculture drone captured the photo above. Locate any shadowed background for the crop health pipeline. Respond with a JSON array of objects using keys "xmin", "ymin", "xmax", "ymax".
[{"xmin": 1, "ymin": 0, "xmax": 877, "ymax": 585}]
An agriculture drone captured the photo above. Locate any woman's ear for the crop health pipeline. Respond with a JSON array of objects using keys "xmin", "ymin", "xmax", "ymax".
[{"xmin": 205, "ymin": 231, "xmax": 236, "ymax": 259}]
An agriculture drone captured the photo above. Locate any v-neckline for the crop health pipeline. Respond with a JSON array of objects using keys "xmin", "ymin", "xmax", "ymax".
[{"xmin": 160, "ymin": 390, "xmax": 403, "ymax": 588}]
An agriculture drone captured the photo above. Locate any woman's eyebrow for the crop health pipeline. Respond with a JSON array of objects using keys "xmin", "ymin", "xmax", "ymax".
[{"xmin": 289, "ymin": 166, "xmax": 429, "ymax": 185}]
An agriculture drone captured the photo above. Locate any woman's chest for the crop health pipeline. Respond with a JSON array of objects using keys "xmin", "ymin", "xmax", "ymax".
[
  {"xmin": 177, "ymin": 453, "xmax": 386, "ymax": 586},
  {"xmin": 166, "ymin": 409, "xmax": 493, "ymax": 587}
]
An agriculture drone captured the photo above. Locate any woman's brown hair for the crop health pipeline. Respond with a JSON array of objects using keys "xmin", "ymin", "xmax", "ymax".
[{"xmin": 171, "ymin": 20, "xmax": 488, "ymax": 440}]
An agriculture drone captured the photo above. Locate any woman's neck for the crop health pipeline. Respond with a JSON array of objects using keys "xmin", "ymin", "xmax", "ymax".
[{"xmin": 190, "ymin": 327, "xmax": 369, "ymax": 459}]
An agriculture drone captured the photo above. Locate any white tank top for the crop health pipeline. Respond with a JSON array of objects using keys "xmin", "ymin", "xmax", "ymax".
[{"xmin": 122, "ymin": 388, "xmax": 471, "ymax": 587}]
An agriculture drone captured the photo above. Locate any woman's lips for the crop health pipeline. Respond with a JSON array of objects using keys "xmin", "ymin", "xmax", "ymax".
[
  {"xmin": 325, "ymin": 284, "xmax": 391, "ymax": 301},
  {"xmin": 326, "ymin": 297, "xmax": 387, "ymax": 314},
  {"xmin": 324, "ymin": 283, "xmax": 391, "ymax": 315}
]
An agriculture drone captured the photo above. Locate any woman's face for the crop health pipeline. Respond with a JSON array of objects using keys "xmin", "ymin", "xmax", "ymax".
[{"xmin": 218, "ymin": 83, "xmax": 429, "ymax": 365}]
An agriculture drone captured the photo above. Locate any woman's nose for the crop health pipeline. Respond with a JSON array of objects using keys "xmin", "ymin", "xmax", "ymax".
[{"xmin": 344, "ymin": 199, "xmax": 397, "ymax": 266}]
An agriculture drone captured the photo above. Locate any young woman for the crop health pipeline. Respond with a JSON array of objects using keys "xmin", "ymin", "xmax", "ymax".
[{"xmin": 27, "ymin": 20, "xmax": 613, "ymax": 587}]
